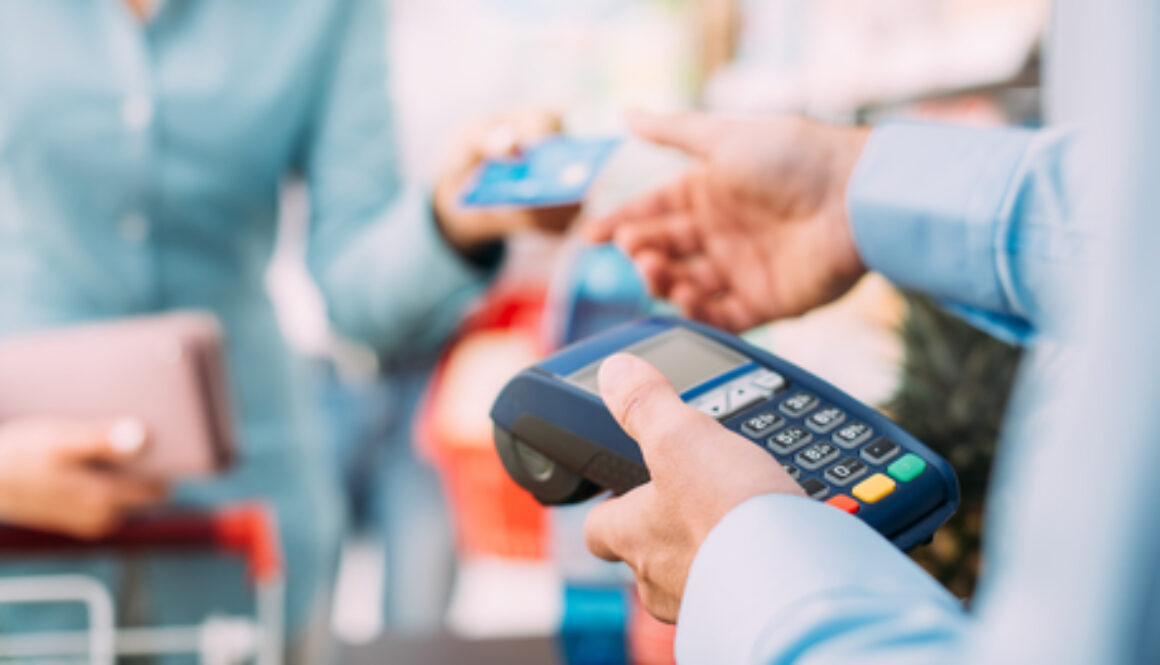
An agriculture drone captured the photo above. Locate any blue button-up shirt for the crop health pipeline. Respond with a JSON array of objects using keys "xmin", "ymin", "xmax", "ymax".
[
  {"xmin": 676, "ymin": 1, "xmax": 1160, "ymax": 662},
  {"xmin": 0, "ymin": 0, "xmax": 491, "ymax": 632}
]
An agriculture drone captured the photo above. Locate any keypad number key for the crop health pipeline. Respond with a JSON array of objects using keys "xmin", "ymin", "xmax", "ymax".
[
  {"xmin": 833, "ymin": 421, "xmax": 873, "ymax": 448},
  {"xmin": 824, "ymin": 457, "xmax": 868, "ymax": 486},
  {"xmin": 799, "ymin": 477, "xmax": 829, "ymax": 499},
  {"xmin": 795, "ymin": 441, "xmax": 840, "ymax": 470},
  {"xmin": 779, "ymin": 391, "xmax": 818, "ymax": 417},
  {"xmin": 861, "ymin": 438, "xmax": 901, "ymax": 465},
  {"xmin": 782, "ymin": 462, "xmax": 801, "ymax": 480},
  {"xmin": 767, "ymin": 426, "xmax": 812, "ymax": 454},
  {"xmin": 741, "ymin": 411, "xmax": 784, "ymax": 439},
  {"xmin": 806, "ymin": 406, "xmax": 846, "ymax": 434}
]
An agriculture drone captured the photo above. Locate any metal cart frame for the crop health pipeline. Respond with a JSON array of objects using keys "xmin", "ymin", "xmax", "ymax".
[{"xmin": 0, "ymin": 503, "xmax": 283, "ymax": 665}]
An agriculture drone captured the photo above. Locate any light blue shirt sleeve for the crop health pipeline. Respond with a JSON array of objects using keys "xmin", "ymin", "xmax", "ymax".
[
  {"xmin": 847, "ymin": 122, "xmax": 1088, "ymax": 345},
  {"xmin": 301, "ymin": 0, "xmax": 495, "ymax": 356},
  {"xmin": 677, "ymin": 495, "xmax": 967, "ymax": 665},
  {"xmin": 676, "ymin": 94, "xmax": 1101, "ymax": 665}
]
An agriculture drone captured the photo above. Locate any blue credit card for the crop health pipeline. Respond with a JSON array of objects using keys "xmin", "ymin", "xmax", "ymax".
[{"xmin": 460, "ymin": 136, "xmax": 620, "ymax": 208}]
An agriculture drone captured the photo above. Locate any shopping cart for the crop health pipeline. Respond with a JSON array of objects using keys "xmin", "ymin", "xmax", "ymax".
[{"xmin": 0, "ymin": 503, "xmax": 284, "ymax": 665}]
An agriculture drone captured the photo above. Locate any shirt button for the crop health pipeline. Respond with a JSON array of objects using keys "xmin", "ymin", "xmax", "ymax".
[
  {"xmin": 121, "ymin": 95, "xmax": 153, "ymax": 130},
  {"xmin": 119, "ymin": 213, "xmax": 151, "ymax": 245}
]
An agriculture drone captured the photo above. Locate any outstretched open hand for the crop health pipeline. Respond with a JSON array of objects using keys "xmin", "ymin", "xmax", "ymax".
[{"xmin": 586, "ymin": 112, "xmax": 870, "ymax": 332}]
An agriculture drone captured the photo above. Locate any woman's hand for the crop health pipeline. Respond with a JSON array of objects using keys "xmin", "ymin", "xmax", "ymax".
[
  {"xmin": 433, "ymin": 109, "xmax": 581, "ymax": 253},
  {"xmin": 0, "ymin": 418, "xmax": 167, "ymax": 539},
  {"xmin": 585, "ymin": 111, "xmax": 871, "ymax": 332}
]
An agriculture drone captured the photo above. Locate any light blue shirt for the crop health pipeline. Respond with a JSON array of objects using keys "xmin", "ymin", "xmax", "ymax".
[
  {"xmin": 676, "ymin": 1, "xmax": 1160, "ymax": 662},
  {"xmin": 0, "ymin": 0, "xmax": 492, "ymax": 634}
]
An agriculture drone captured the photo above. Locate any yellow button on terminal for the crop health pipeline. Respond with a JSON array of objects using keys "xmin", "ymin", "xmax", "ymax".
[{"xmin": 852, "ymin": 473, "xmax": 896, "ymax": 504}]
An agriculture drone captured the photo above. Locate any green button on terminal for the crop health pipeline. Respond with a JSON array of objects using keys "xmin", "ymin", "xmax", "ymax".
[{"xmin": 887, "ymin": 453, "xmax": 926, "ymax": 482}]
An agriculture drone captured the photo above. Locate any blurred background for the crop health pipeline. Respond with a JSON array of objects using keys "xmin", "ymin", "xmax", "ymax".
[
  {"xmin": 0, "ymin": 0, "xmax": 1046, "ymax": 663},
  {"xmin": 262, "ymin": 0, "xmax": 1043, "ymax": 661}
]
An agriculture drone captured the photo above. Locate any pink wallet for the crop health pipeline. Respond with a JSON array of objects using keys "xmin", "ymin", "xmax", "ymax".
[{"xmin": 0, "ymin": 311, "xmax": 236, "ymax": 478}]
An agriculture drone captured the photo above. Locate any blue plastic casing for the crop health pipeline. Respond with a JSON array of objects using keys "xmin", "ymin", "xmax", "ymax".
[{"xmin": 491, "ymin": 317, "xmax": 959, "ymax": 551}]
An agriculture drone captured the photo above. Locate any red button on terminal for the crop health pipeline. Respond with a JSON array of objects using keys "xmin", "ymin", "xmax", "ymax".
[{"xmin": 825, "ymin": 494, "xmax": 860, "ymax": 514}]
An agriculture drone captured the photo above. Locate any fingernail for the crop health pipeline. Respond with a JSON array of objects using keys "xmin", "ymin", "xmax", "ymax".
[
  {"xmin": 599, "ymin": 353, "xmax": 637, "ymax": 392},
  {"xmin": 108, "ymin": 419, "xmax": 147, "ymax": 455}
]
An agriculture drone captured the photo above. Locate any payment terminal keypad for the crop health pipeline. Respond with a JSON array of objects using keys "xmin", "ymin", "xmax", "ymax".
[{"xmin": 697, "ymin": 367, "xmax": 932, "ymax": 516}]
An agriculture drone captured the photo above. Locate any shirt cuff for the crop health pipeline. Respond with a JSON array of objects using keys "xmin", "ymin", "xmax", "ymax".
[
  {"xmin": 847, "ymin": 122, "xmax": 1036, "ymax": 317},
  {"xmin": 675, "ymin": 494, "xmax": 959, "ymax": 664}
]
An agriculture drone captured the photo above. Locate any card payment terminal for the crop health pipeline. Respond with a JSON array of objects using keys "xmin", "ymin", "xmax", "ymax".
[{"xmin": 490, "ymin": 317, "xmax": 959, "ymax": 550}]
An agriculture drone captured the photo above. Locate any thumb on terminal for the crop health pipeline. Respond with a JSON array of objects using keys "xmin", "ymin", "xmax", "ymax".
[{"xmin": 598, "ymin": 353, "xmax": 705, "ymax": 467}]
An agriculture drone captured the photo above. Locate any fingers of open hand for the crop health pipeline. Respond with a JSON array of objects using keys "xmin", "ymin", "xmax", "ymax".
[
  {"xmin": 632, "ymin": 249, "xmax": 729, "ymax": 317},
  {"xmin": 610, "ymin": 212, "xmax": 699, "ymax": 258},
  {"xmin": 693, "ymin": 294, "xmax": 765, "ymax": 334},
  {"xmin": 583, "ymin": 173, "xmax": 695, "ymax": 243},
  {"xmin": 626, "ymin": 110, "xmax": 728, "ymax": 159}
]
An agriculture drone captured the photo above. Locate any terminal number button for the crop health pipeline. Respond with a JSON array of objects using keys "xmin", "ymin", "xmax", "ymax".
[
  {"xmin": 795, "ymin": 442, "xmax": 839, "ymax": 470},
  {"xmin": 768, "ymin": 426, "xmax": 812, "ymax": 453},
  {"xmin": 782, "ymin": 463, "xmax": 801, "ymax": 480},
  {"xmin": 852, "ymin": 473, "xmax": 896, "ymax": 504},
  {"xmin": 887, "ymin": 453, "xmax": 927, "ymax": 482},
  {"xmin": 834, "ymin": 421, "xmax": 872, "ymax": 448},
  {"xmin": 824, "ymin": 457, "xmax": 868, "ymax": 486},
  {"xmin": 806, "ymin": 406, "xmax": 846, "ymax": 433},
  {"xmin": 741, "ymin": 411, "xmax": 784, "ymax": 439},
  {"xmin": 779, "ymin": 392, "xmax": 818, "ymax": 417}
]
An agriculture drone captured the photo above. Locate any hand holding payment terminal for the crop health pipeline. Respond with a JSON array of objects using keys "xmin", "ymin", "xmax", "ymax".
[{"xmin": 491, "ymin": 317, "xmax": 959, "ymax": 550}]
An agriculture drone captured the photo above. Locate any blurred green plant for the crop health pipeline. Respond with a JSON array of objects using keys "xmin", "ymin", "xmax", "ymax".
[{"xmin": 886, "ymin": 294, "xmax": 1022, "ymax": 599}]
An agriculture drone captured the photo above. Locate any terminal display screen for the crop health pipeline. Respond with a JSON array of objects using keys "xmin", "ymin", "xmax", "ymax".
[{"xmin": 566, "ymin": 327, "xmax": 747, "ymax": 396}]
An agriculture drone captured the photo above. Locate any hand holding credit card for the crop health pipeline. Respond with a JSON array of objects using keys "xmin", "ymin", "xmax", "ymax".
[{"xmin": 460, "ymin": 136, "xmax": 620, "ymax": 209}]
